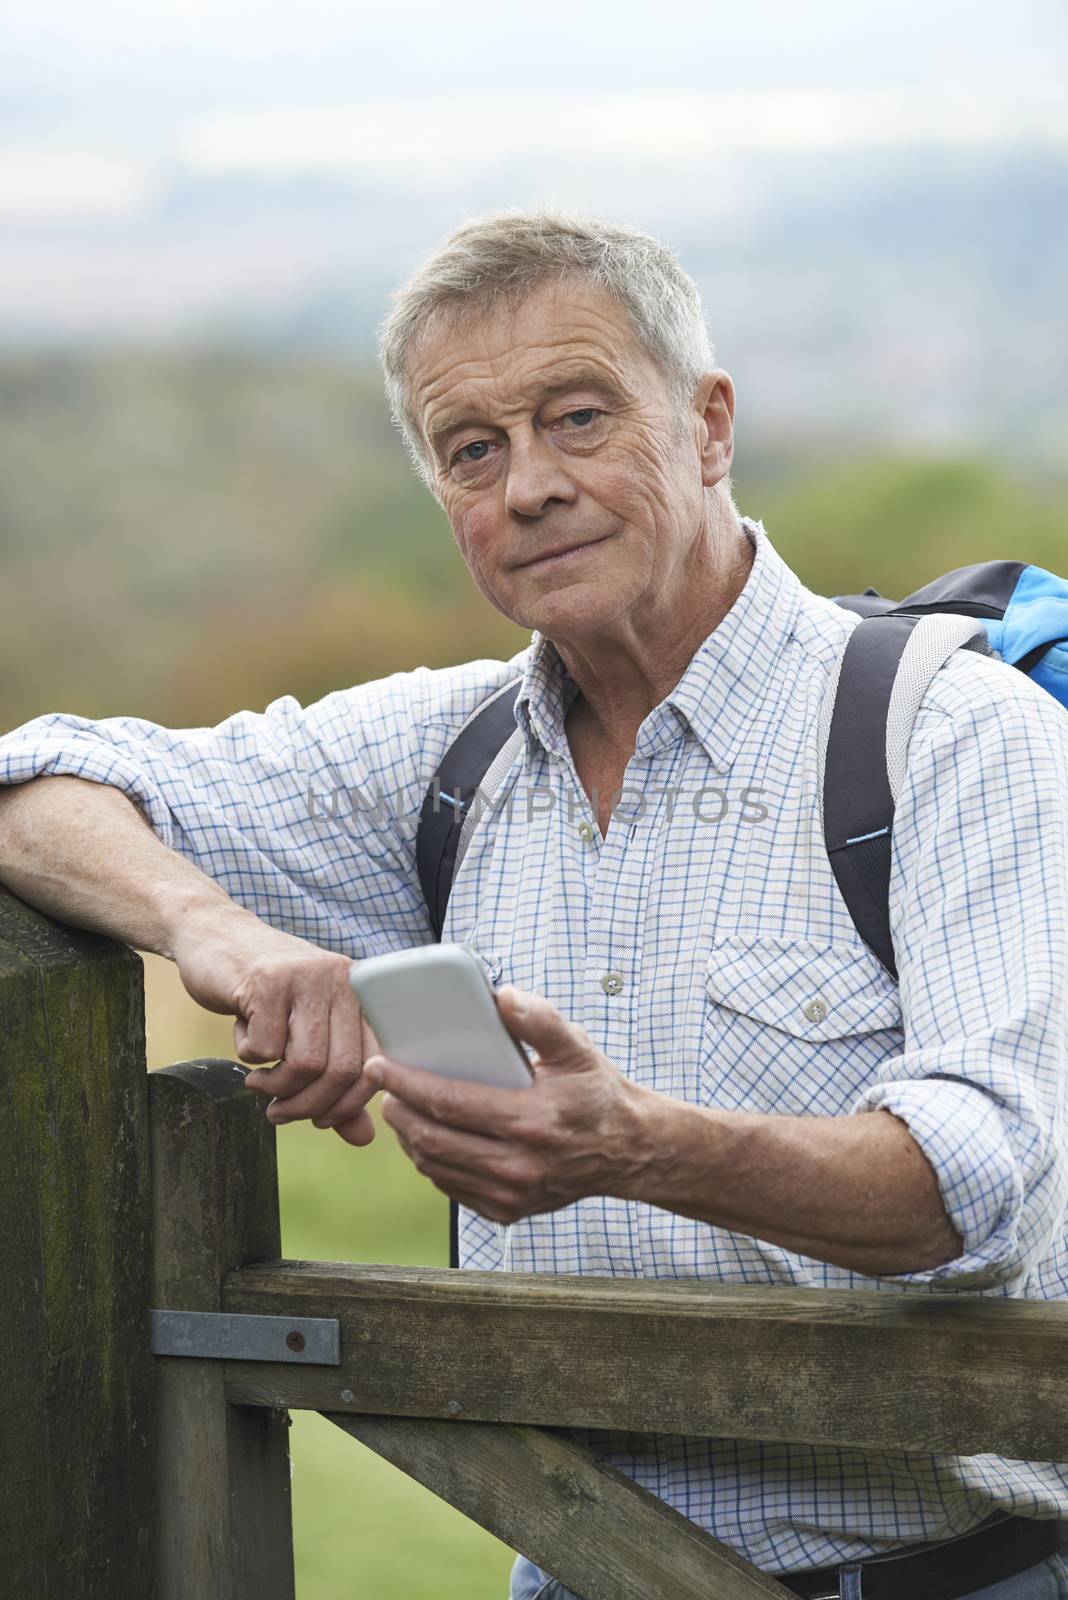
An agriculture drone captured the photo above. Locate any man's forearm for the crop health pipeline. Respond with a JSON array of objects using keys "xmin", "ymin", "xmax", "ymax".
[
  {"xmin": 627, "ymin": 1090, "xmax": 963, "ymax": 1277},
  {"xmin": 0, "ymin": 775, "xmax": 243, "ymax": 956}
]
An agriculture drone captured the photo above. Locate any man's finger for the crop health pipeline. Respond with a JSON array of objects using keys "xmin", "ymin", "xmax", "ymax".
[
  {"xmin": 363, "ymin": 1054, "xmax": 532, "ymax": 1135},
  {"xmin": 494, "ymin": 986, "xmax": 593, "ymax": 1071},
  {"xmin": 327, "ymin": 984, "xmax": 369, "ymax": 1076},
  {"xmin": 311, "ymin": 1071, "xmax": 379, "ymax": 1129},
  {"xmin": 332, "ymin": 1107, "xmax": 376, "ymax": 1147},
  {"xmin": 412, "ymin": 1155, "xmax": 533, "ymax": 1224},
  {"xmin": 256, "ymin": 991, "xmax": 332, "ymax": 1107},
  {"xmin": 381, "ymin": 1093, "xmax": 520, "ymax": 1172},
  {"xmin": 265, "ymin": 991, "xmax": 366, "ymax": 1121},
  {"xmin": 234, "ymin": 991, "xmax": 291, "ymax": 1070},
  {"xmin": 388, "ymin": 1123, "xmax": 517, "ymax": 1215}
]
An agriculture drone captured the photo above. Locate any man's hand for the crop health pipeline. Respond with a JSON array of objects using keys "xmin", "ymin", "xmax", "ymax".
[
  {"xmin": 170, "ymin": 899, "xmax": 381, "ymax": 1146},
  {"xmin": 362, "ymin": 985, "xmax": 653, "ymax": 1221}
]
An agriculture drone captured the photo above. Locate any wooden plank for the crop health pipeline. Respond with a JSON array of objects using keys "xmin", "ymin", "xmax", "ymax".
[
  {"xmin": 329, "ymin": 1414, "xmax": 792, "ymax": 1599},
  {"xmin": 223, "ymin": 1261, "xmax": 1068, "ymax": 1461},
  {"xmin": 150, "ymin": 1060, "xmax": 295, "ymax": 1600},
  {"xmin": 0, "ymin": 887, "xmax": 155, "ymax": 1598}
]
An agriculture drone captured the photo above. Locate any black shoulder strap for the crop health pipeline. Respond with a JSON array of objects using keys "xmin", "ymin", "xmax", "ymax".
[
  {"xmin": 822, "ymin": 614, "xmax": 920, "ymax": 983},
  {"xmin": 416, "ymin": 678, "xmax": 523, "ymax": 942},
  {"xmin": 415, "ymin": 677, "xmax": 522, "ymax": 1271}
]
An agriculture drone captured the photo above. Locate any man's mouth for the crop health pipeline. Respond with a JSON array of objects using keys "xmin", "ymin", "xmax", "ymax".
[{"xmin": 516, "ymin": 533, "xmax": 613, "ymax": 570}]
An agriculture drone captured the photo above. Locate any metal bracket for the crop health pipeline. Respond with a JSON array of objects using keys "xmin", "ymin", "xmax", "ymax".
[{"xmin": 150, "ymin": 1309, "xmax": 341, "ymax": 1366}]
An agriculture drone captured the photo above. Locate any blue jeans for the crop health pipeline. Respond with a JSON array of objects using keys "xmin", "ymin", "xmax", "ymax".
[{"xmin": 509, "ymin": 1549, "xmax": 1068, "ymax": 1599}]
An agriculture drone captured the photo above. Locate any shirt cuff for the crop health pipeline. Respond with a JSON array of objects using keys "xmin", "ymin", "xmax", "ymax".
[
  {"xmin": 852, "ymin": 1076, "xmax": 1025, "ymax": 1289},
  {"xmin": 0, "ymin": 726, "xmax": 177, "ymax": 851}
]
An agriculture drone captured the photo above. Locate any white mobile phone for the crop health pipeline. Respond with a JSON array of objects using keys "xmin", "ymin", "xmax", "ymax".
[{"xmin": 348, "ymin": 943, "xmax": 534, "ymax": 1091}]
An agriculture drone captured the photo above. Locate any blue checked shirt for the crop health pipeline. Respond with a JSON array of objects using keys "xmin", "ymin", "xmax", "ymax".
[{"xmin": 2, "ymin": 520, "xmax": 1067, "ymax": 1574}]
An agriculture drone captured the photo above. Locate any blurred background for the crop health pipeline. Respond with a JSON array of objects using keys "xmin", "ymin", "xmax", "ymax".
[{"xmin": 3, "ymin": 2, "xmax": 1066, "ymax": 1594}]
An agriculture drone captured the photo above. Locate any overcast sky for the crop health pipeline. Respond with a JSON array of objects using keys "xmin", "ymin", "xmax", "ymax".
[
  {"xmin": 5, "ymin": 0, "xmax": 1067, "ymax": 140},
  {"xmin": 1, "ymin": 0, "xmax": 1064, "ymax": 458},
  {"xmin": 2, "ymin": 0, "xmax": 1066, "ymax": 225}
]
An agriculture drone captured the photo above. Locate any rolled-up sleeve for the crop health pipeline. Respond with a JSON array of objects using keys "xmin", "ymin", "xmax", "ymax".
[
  {"xmin": 0, "ymin": 668, "xmax": 453, "ymax": 955},
  {"xmin": 852, "ymin": 660, "xmax": 1068, "ymax": 1289}
]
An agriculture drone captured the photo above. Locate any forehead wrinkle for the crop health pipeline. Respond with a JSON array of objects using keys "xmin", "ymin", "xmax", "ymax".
[{"xmin": 412, "ymin": 279, "xmax": 659, "ymax": 427}]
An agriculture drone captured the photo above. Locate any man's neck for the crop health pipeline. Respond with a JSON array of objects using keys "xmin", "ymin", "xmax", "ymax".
[{"xmin": 555, "ymin": 509, "xmax": 755, "ymax": 757}]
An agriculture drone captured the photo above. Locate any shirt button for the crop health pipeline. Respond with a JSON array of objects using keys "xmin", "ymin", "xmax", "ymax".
[
  {"xmin": 600, "ymin": 971, "xmax": 624, "ymax": 995},
  {"xmin": 577, "ymin": 821, "xmax": 595, "ymax": 842},
  {"xmin": 803, "ymin": 998, "xmax": 828, "ymax": 1024}
]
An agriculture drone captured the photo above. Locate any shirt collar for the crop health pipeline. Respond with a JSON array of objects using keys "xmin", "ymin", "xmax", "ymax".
[{"xmin": 512, "ymin": 517, "xmax": 805, "ymax": 773}]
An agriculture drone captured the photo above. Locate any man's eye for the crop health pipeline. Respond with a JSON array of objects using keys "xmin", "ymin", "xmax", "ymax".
[
  {"xmin": 456, "ymin": 440, "xmax": 491, "ymax": 464},
  {"xmin": 565, "ymin": 408, "xmax": 599, "ymax": 427}
]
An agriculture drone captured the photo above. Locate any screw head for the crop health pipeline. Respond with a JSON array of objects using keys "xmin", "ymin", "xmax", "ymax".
[
  {"xmin": 447, "ymin": 1399, "xmax": 463, "ymax": 1415},
  {"xmin": 285, "ymin": 1330, "xmax": 306, "ymax": 1353},
  {"xmin": 340, "ymin": 1389, "xmax": 354, "ymax": 1403}
]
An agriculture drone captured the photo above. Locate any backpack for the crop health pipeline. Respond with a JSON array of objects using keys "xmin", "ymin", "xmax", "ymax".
[{"xmin": 414, "ymin": 558, "xmax": 1068, "ymax": 1266}]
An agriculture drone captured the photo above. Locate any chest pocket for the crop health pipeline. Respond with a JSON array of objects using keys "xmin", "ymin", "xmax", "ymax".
[{"xmin": 701, "ymin": 935, "xmax": 903, "ymax": 1117}]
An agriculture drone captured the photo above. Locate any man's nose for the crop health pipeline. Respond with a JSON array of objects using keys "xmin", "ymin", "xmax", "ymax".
[{"xmin": 504, "ymin": 433, "xmax": 577, "ymax": 518}]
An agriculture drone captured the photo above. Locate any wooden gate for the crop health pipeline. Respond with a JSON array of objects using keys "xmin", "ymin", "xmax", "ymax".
[{"xmin": 4, "ymin": 886, "xmax": 1066, "ymax": 1598}]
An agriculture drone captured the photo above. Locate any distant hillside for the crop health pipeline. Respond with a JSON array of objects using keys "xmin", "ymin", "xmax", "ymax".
[
  {"xmin": 2, "ymin": 146, "xmax": 1065, "ymax": 466},
  {"xmin": 0, "ymin": 349, "xmax": 527, "ymax": 729},
  {"xmin": 1, "ymin": 348, "xmax": 1064, "ymax": 734}
]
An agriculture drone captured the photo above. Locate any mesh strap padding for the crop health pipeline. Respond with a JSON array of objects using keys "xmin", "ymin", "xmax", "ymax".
[
  {"xmin": 455, "ymin": 727, "xmax": 525, "ymax": 879},
  {"xmin": 822, "ymin": 611, "xmax": 991, "ymax": 980},
  {"xmin": 884, "ymin": 614, "xmax": 990, "ymax": 804}
]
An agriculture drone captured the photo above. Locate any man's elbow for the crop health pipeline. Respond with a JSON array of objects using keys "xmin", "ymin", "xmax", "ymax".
[{"xmin": 904, "ymin": 1208, "xmax": 966, "ymax": 1274}]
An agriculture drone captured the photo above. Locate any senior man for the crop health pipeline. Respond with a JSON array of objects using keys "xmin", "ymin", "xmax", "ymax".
[{"xmin": 0, "ymin": 212, "xmax": 1066, "ymax": 1600}]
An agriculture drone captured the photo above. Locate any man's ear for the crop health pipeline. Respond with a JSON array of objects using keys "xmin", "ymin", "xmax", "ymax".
[{"xmin": 695, "ymin": 370, "xmax": 735, "ymax": 489}]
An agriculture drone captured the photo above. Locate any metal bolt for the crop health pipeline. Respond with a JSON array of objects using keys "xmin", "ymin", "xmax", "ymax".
[
  {"xmin": 447, "ymin": 1399, "xmax": 463, "ymax": 1415},
  {"xmin": 285, "ymin": 1330, "xmax": 306, "ymax": 1353},
  {"xmin": 340, "ymin": 1389, "xmax": 354, "ymax": 1403}
]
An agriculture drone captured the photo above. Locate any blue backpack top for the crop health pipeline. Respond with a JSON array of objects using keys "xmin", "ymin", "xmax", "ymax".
[
  {"xmin": 835, "ymin": 559, "xmax": 1068, "ymax": 705},
  {"xmin": 416, "ymin": 556, "xmax": 1068, "ymax": 1266}
]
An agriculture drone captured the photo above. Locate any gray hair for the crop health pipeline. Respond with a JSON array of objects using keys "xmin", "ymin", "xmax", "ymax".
[{"xmin": 378, "ymin": 209, "xmax": 716, "ymax": 491}]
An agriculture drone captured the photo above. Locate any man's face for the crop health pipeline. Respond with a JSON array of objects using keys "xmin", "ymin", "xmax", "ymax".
[{"xmin": 409, "ymin": 281, "xmax": 731, "ymax": 641}]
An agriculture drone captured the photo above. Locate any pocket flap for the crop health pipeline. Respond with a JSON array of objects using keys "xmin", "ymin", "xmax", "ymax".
[{"xmin": 704, "ymin": 936, "xmax": 901, "ymax": 1040}]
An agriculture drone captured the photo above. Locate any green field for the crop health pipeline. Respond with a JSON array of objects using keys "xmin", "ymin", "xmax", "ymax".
[
  {"xmin": 282, "ymin": 1112, "xmax": 519, "ymax": 1599},
  {"xmin": 279, "ymin": 1071, "xmax": 516, "ymax": 1600}
]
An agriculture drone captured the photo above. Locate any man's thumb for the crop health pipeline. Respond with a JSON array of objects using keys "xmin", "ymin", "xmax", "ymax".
[{"xmin": 495, "ymin": 985, "xmax": 589, "ymax": 1069}]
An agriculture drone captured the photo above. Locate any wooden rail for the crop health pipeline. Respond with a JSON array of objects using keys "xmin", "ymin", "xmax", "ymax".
[
  {"xmin": 222, "ymin": 1260, "xmax": 1068, "ymax": 1461},
  {"xmin": 5, "ymin": 885, "xmax": 1067, "ymax": 1599}
]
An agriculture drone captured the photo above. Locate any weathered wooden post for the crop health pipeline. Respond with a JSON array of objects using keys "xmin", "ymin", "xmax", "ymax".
[
  {"xmin": 149, "ymin": 1059, "xmax": 295, "ymax": 1599},
  {"xmin": 0, "ymin": 885, "xmax": 155, "ymax": 1597}
]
